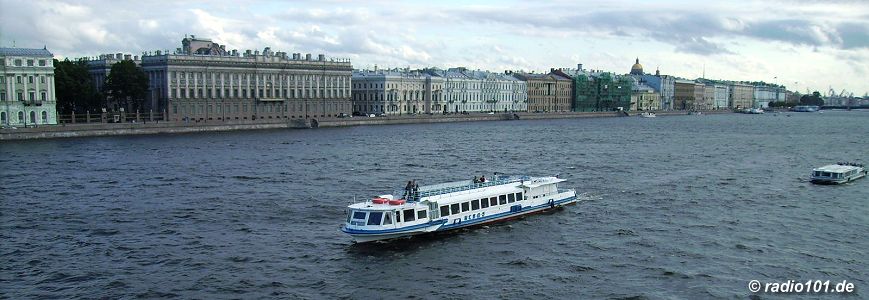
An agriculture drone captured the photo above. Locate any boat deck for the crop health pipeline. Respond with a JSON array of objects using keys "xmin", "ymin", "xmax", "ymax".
[{"xmin": 412, "ymin": 175, "xmax": 530, "ymax": 199}]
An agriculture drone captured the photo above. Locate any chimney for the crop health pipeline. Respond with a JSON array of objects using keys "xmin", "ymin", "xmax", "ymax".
[
  {"xmin": 116, "ymin": 53, "xmax": 123, "ymax": 60},
  {"xmin": 124, "ymin": 54, "xmax": 131, "ymax": 60},
  {"xmin": 318, "ymin": 54, "xmax": 325, "ymax": 61},
  {"xmin": 231, "ymin": 49, "xmax": 238, "ymax": 56},
  {"xmin": 578, "ymin": 64, "xmax": 583, "ymax": 71},
  {"xmin": 156, "ymin": 50, "xmax": 162, "ymax": 55},
  {"xmin": 254, "ymin": 50, "xmax": 260, "ymax": 56},
  {"xmin": 306, "ymin": 53, "xmax": 312, "ymax": 61},
  {"xmin": 134, "ymin": 55, "xmax": 139, "ymax": 61}
]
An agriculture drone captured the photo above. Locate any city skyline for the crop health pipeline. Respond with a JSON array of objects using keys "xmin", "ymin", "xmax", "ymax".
[{"xmin": 1, "ymin": 0, "xmax": 867, "ymax": 95}]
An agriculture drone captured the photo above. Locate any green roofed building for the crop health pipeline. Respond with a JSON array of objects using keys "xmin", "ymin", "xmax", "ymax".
[{"xmin": 554, "ymin": 65, "xmax": 633, "ymax": 112}]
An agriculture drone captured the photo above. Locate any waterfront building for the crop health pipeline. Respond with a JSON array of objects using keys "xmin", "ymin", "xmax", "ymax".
[
  {"xmin": 0, "ymin": 47, "xmax": 58, "ymax": 126},
  {"xmin": 728, "ymin": 82, "xmax": 754, "ymax": 109},
  {"xmin": 753, "ymin": 84, "xmax": 780, "ymax": 108},
  {"xmin": 640, "ymin": 68, "xmax": 675, "ymax": 110},
  {"xmin": 513, "ymin": 70, "xmax": 572, "ymax": 112},
  {"xmin": 351, "ymin": 69, "xmax": 430, "ymax": 115},
  {"xmin": 630, "ymin": 77, "xmax": 660, "ymax": 111},
  {"xmin": 140, "ymin": 36, "xmax": 352, "ymax": 122},
  {"xmin": 673, "ymin": 79, "xmax": 697, "ymax": 110},
  {"xmin": 86, "ymin": 53, "xmax": 142, "ymax": 111},
  {"xmin": 693, "ymin": 82, "xmax": 708, "ymax": 110},
  {"xmin": 424, "ymin": 68, "xmax": 527, "ymax": 113},
  {"xmin": 712, "ymin": 83, "xmax": 730, "ymax": 109},
  {"xmin": 556, "ymin": 66, "xmax": 632, "ymax": 112}
]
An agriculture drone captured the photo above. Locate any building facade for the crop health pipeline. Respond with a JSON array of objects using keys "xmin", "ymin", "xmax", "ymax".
[
  {"xmin": 728, "ymin": 82, "xmax": 754, "ymax": 109},
  {"xmin": 556, "ymin": 67, "xmax": 631, "ymax": 112},
  {"xmin": 753, "ymin": 85, "xmax": 784, "ymax": 108},
  {"xmin": 141, "ymin": 36, "xmax": 352, "ymax": 122},
  {"xmin": 673, "ymin": 79, "xmax": 697, "ymax": 110},
  {"xmin": 514, "ymin": 71, "xmax": 572, "ymax": 112},
  {"xmin": 0, "ymin": 47, "xmax": 58, "ymax": 126},
  {"xmin": 640, "ymin": 71, "xmax": 675, "ymax": 110},
  {"xmin": 693, "ymin": 82, "xmax": 708, "ymax": 110},
  {"xmin": 712, "ymin": 83, "xmax": 730, "ymax": 109},
  {"xmin": 351, "ymin": 69, "xmax": 430, "ymax": 116},
  {"xmin": 426, "ymin": 68, "xmax": 527, "ymax": 113},
  {"xmin": 630, "ymin": 77, "xmax": 660, "ymax": 111}
]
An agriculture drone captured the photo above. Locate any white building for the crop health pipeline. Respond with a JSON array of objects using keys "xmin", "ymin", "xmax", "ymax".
[
  {"xmin": 754, "ymin": 85, "xmax": 783, "ymax": 108},
  {"xmin": 712, "ymin": 83, "xmax": 730, "ymax": 109},
  {"xmin": 0, "ymin": 47, "xmax": 58, "ymax": 126},
  {"xmin": 427, "ymin": 68, "xmax": 526, "ymax": 113},
  {"xmin": 351, "ymin": 69, "xmax": 432, "ymax": 115}
]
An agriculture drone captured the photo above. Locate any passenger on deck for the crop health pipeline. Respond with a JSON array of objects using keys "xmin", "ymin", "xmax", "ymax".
[
  {"xmin": 412, "ymin": 180, "xmax": 420, "ymax": 200},
  {"xmin": 404, "ymin": 180, "xmax": 413, "ymax": 199},
  {"xmin": 480, "ymin": 175, "xmax": 486, "ymax": 183},
  {"xmin": 473, "ymin": 176, "xmax": 480, "ymax": 184}
]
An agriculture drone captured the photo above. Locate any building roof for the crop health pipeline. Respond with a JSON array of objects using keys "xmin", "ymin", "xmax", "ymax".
[
  {"xmin": 630, "ymin": 58, "xmax": 643, "ymax": 75},
  {"xmin": 0, "ymin": 47, "xmax": 53, "ymax": 57}
]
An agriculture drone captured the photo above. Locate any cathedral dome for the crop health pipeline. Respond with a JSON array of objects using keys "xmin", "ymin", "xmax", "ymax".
[{"xmin": 630, "ymin": 58, "xmax": 644, "ymax": 75}]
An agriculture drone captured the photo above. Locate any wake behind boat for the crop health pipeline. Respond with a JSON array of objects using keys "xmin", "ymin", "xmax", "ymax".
[{"xmin": 341, "ymin": 175, "xmax": 577, "ymax": 243}]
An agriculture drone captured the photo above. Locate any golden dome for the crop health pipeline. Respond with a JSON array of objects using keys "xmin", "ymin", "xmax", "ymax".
[{"xmin": 630, "ymin": 58, "xmax": 644, "ymax": 75}]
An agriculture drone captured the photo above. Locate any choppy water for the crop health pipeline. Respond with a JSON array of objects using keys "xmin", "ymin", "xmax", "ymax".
[{"xmin": 1, "ymin": 111, "xmax": 867, "ymax": 299}]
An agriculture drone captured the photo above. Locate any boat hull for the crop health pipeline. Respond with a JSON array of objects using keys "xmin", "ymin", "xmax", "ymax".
[{"xmin": 811, "ymin": 172, "xmax": 866, "ymax": 185}]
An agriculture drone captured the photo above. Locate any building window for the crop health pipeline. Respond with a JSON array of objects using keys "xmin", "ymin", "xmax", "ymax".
[
  {"xmin": 0, "ymin": 112, "xmax": 5, "ymax": 124},
  {"xmin": 17, "ymin": 92, "xmax": 23, "ymax": 101},
  {"xmin": 29, "ymin": 111, "xmax": 36, "ymax": 123},
  {"xmin": 17, "ymin": 76, "xmax": 21, "ymax": 84},
  {"xmin": 41, "ymin": 92, "xmax": 46, "ymax": 101},
  {"xmin": 29, "ymin": 91, "xmax": 35, "ymax": 101},
  {"xmin": 0, "ymin": 92, "xmax": 5, "ymax": 101},
  {"xmin": 39, "ymin": 60, "xmax": 46, "ymax": 66},
  {"xmin": 18, "ymin": 111, "xmax": 24, "ymax": 123},
  {"xmin": 41, "ymin": 111, "xmax": 47, "ymax": 122},
  {"xmin": 14, "ymin": 59, "xmax": 22, "ymax": 66},
  {"xmin": 40, "ymin": 76, "xmax": 45, "ymax": 83},
  {"xmin": 27, "ymin": 60, "xmax": 34, "ymax": 66}
]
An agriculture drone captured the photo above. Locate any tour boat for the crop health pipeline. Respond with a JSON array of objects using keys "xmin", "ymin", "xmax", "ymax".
[
  {"xmin": 340, "ymin": 175, "xmax": 577, "ymax": 243},
  {"xmin": 810, "ymin": 163, "xmax": 866, "ymax": 185}
]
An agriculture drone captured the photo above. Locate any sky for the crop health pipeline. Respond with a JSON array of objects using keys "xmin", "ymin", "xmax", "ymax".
[{"xmin": 1, "ymin": 0, "xmax": 867, "ymax": 96}]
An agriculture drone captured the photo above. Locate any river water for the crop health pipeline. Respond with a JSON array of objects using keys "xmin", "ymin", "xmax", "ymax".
[{"xmin": 1, "ymin": 111, "xmax": 867, "ymax": 299}]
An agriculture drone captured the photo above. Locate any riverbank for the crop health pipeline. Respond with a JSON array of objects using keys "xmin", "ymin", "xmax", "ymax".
[{"xmin": 0, "ymin": 110, "xmax": 732, "ymax": 141}]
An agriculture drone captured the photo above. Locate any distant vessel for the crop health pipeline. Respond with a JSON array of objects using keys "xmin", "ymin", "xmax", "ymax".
[
  {"xmin": 746, "ymin": 108, "xmax": 765, "ymax": 114},
  {"xmin": 638, "ymin": 112, "xmax": 656, "ymax": 118},
  {"xmin": 792, "ymin": 105, "xmax": 820, "ymax": 112},
  {"xmin": 811, "ymin": 163, "xmax": 866, "ymax": 185},
  {"xmin": 341, "ymin": 175, "xmax": 577, "ymax": 243},
  {"xmin": 688, "ymin": 111, "xmax": 702, "ymax": 116}
]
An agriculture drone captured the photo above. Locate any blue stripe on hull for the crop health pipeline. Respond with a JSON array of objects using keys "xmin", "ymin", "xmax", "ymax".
[{"xmin": 341, "ymin": 219, "xmax": 447, "ymax": 235}]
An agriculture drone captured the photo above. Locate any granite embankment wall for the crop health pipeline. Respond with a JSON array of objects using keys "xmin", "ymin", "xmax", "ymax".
[{"xmin": 0, "ymin": 110, "xmax": 731, "ymax": 141}]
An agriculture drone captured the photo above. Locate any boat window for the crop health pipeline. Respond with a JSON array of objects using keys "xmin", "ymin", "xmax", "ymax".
[
  {"xmin": 440, "ymin": 205, "xmax": 450, "ymax": 216},
  {"xmin": 451, "ymin": 203, "xmax": 460, "ymax": 214},
  {"xmin": 383, "ymin": 212, "xmax": 393, "ymax": 225},
  {"xmin": 490, "ymin": 197, "xmax": 497, "ymax": 206},
  {"xmin": 417, "ymin": 210, "xmax": 427, "ymax": 220},
  {"xmin": 403, "ymin": 209, "xmax": 416, "ymax": 222},
  {"xmin": 508, "ymin": 193, "xmax": 516, "ymax": 203},
  {"xmin": 516, "ymin": 192, "xmax": 523, "ymax": 201},
  {"xmin": 471, "ymin": 200, "xmax": 480, "ymax": 210},
  {"xmin": 367, "ymin": 212, "xmax": 383, "ymax": 226},
  {"xmin": 480, "ymin": 198, "xmax": 489, "ymax": 208},
  {"xmin": 813, "ymin": 171, "xmax": 820, "ymax": 177},
  {"xmin": 346, "ymin": 212, "xmax": 352, "ymax": 223},
  {"xmin": 499, "ymin": 195, "xmax": 507, "ymax": 205},
  {"xmin": 396, "ymin": 211, "xmax": 401, "ymax": 222},
  {"xmin": 461, "ymin": 202, "xmax": 470, "ymax": 212},
  {"xmin": 353, "ymin": 211, "xmax": 367, "ymax": 220}
]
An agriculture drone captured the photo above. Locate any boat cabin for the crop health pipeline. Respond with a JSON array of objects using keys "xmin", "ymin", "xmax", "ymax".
[
  {"xmin": 811, "ymin": 163, "xmax": 866, "ymax": 184},
  {"xmin": 345, "ymin": 195, "xmax": 431, "ymax": 230}
]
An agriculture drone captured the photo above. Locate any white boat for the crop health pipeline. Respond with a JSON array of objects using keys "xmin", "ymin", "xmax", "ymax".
[
  {"xmin": 747, "ymin": 108, "xmax": 765, "ymax": 114},
  {"xmin": 811, "ymin": 163, "xmax": 866, "ymax": 185},
  {"xmin": 340, "ymin": 175, "xmax": 577, "ymax": 243},
  {"xmin": 638, "ymin": 112, "xmax": 656, "ymax": 118}
]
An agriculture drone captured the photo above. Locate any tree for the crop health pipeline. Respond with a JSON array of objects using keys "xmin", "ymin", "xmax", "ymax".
[
  {"xmin": 54, "ymin": 58, "xmax": 101, "ymax": 113},
  {"xmin": 104, "ymin": 60, "xmax": 149, "ymax": 112},
  {"xmin": 799, "ymin": 91, "xmax": 824, "ymax": 106}
]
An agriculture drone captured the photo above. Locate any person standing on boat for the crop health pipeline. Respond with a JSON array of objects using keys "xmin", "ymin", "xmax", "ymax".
[
  {"xmin": 480, "ymin": 175, "xmax": 486, "ymax": 183},
  {"xmin": 473, "ymin": 176, "xmax": 480, "ymax": 184},
  {"xmin": 412, "ymin": 180, "xmax": 420, "ymax": 201},
  {"xmin": 404, "ymin": 180, "xmax": 414, "ymax": 199}
]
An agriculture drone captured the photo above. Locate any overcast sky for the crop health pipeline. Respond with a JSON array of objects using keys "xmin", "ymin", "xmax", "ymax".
[{"xmin": 1, "ymin": 0, "xmax": 867, "ymax": 95}]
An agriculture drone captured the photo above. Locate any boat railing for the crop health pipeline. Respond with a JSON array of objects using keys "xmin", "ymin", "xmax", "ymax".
[{"xmin": 401, "ymin": 175, "xmax": 530, "ymax": 201}]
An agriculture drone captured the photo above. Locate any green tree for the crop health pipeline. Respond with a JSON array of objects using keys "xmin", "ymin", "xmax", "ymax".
[
  {"xmin": 54, "ymin": 58, "xmax": 101, "ymax": 113},
  {"xmin": 799, "ymin": 91, "xmax": 824, "ymax": 106},
  {"xmin": 104, "ymin": 60, "xmax": 149, "ymax": 111}
]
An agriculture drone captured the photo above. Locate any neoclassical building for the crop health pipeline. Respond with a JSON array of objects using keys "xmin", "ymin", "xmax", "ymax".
[
  {"xmin": 351, "ymin": 69, "xmax": 433, "ymax": 115},
  {"xmin": 514, "ymin": 70, "xmax": 572, "ymax": 112},
  {"xmin": 140, "ymin": 36, "xmax": 352, "ymax": 121},
  {"xmin": 0, "ymin": 47, "xmax": 58, "ymax": 126}
]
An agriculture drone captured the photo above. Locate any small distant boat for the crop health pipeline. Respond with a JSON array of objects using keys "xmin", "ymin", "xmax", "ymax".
[
  {"xmin": 747, "ymin": 108, "xmax": 765, "ymax": 114},
  {"xmin": 688, "ymin": 111, "xmax": 702, "ymax": 116},
  {"xmin": 638, "ymin": 112, "xmax": 656, "ymax": 118},
  {"xmin": 792, "ymin": 105, "xmax": 820, "ymax": 112},
  {"xmin": 811, "ymin": 163, "xmax": 866, "ymax": 185}
]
